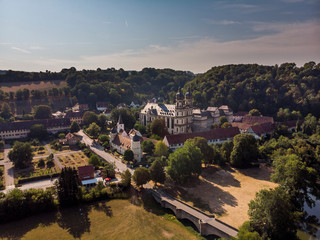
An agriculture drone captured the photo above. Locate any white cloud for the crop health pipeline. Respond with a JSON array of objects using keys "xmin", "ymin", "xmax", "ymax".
[
  {"xmin": 2, "ymin": 21, "xmax": 320, "ymax": 73},
  {"xmin": 205, "ymin": 19, "xmax": 241, "ymax": 25},
  {"xmin": 11, "ymin": 47, "xmax": 31, "ymax": 54}
]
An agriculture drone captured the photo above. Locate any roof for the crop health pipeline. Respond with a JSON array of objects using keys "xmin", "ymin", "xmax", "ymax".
[
  {"xmin": 231, "ymin": 122, "xmax": 252, "ymax": 131},
  {"xmin": 234, "ymin": 111, "xmax": 249, "ymax": 116},
  {"xmin": 132, "ymin": 133, "xmax": 140, "ymax": 142},
  {"xmin": 78, "ymin": 165, "xmax": 94, "ymax": 180},
  {"xmin": 140, "ymin": 103, "xmax": 176, "ymax": 117},
  {"xmin": 0, "ymin": 118, "xmax": 71, "ymax": 132},
  {"xmin": 65, "ymin": 111, "xmax": 84, "ymax": 118},
  {"xmin": 142, "ymin": 137, "xmax": 158, "ymax": 145},
  {"xmin": 96, "ymin": 102, "xmax": 110, "ymax": 108},
  {"xmin": 249, "ymin": 122, "xmax": 275, "ymax": 135},
  {"xmin": 111, "ymin": 134, "xmax": 131, "ymax": 150},
  {"xmin": 242, "ymin": 115, "xmax": 274, "ymax": 125},
  {"xmin": 164, "ymin": 127, "xmax": 240, "ymax": 146},
  {"xmin": 277, "ymin": 120, "xmax": 303, "ymax": 128},
  {"xmin": 65, "ymin": 132, "xmax": 77, "ymax": 140}
]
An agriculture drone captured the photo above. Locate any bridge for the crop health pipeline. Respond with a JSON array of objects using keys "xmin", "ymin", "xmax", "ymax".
[{"xmin": 149, "ymin": 189, "xmax": 238, "ymax": 239}]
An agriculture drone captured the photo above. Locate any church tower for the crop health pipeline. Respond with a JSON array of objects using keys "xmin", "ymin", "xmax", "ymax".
[
  {"xmin": 117, "ymin": 115, "xmax": 125, "ymax": 133},
  {"xmin": 131, "ymin": 133, "xmax": 142, "ymax": 162},
  {"xmin": 174, "ymin": 87, "xmax": 192, "ymax": 134}
]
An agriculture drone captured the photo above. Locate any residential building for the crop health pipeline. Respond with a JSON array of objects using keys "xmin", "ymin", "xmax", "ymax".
[
  {"xmin": 96, "ymin": 102, "xmax": 110, "ymax": 112},
  {"xmin": 246, "ymin": 122, "xmax": 275, "ymax": 139},
  {"xmin": 163, "ymin": 127, "xmax": 240, "ymax": 151},
  {"xmin": 77, "ymin": 165, "xmax": 103, "ymax": 188},
  {"xmin": 72, "ymin": 103, "xmax": 89, "ymax": 112},
  {"xmin": 65, "ymin": 111, "xmax": 84, "ymax": 125},
  {"xmin": 59, "ymin": 132, "xmax": 78, "ymax": 145},
  {"xmin": 232, "ymin": 115, "xmax": 274, "ymax": 133},
  {"xmin": 0, "ymin": 118, "xmax": 71, "ymax": 140}
]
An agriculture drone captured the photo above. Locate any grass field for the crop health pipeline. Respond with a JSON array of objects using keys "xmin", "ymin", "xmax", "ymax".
[
  {"xmin": 0, "ymin": 198, "xmax": 203, "ymax": 240},
  {"xmin": 58, "ymin": 152, "xmax": 89, "ymax": 168},
  {"xmin": 164, "ymin": 165, "xmax": 278, "ymax": 228},
  {"xmin": 0, "ymin": 80, "xmax": 66, "ymax": 92}
]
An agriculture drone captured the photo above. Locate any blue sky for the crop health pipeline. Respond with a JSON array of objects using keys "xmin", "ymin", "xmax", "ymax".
[{"xmin": 0, "ymin": 0, "xmax": 319, "ymax": 73}]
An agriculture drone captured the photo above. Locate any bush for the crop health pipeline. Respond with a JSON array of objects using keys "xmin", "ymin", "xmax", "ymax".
[
  {"xmin": 38, "ymin": 159, "xmax": 45, "ymax": 167},
  {"xmin": 38, "ymin": 146, "xmax": 45, "ymax": 151},
  {"xmin": 47, "ymin": 159, "xmax": 55, "ymax": 168}
]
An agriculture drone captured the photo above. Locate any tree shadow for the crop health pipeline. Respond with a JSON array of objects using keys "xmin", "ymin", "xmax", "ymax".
[
  {"xmin": 163, "ymin": 177, "xmax": 238, "ymax": 216},
  {"xmin": 237, "ymin": 164, "xmax": 274, "ymax": 182},
  {"xmin": 92, "ymin": 201, "xmax": 113, "ymax": 217},
  {"xmin": 201, "ymin": 165, "xmax": 241, "ymax": 188},
  {"xmin": 57, "ymin": 205, "xmax": 91, "ymax": 239},
  {"xmin": 0, "ymin": 210, "xmax": 58, "ymax": 240}
]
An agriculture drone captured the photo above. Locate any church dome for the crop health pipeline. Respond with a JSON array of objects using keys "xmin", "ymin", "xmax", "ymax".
[
  {"xmin": 132, "ymin": 133, "xmax": 140, "ymax": 142},
  {"xmin": 176, "ymin": 88, "xmax": 183, "ymax": 100}
]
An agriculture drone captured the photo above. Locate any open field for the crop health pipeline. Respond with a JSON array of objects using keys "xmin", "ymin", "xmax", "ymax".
[
  {"xmin": 164, "ymin": 165, "xmax": 278, "ymax": 229},
  {"xmin": 0, "ymin": 199, "xmax": 202, "ymax": 240},
  {"xmin": 0, "ymin": 80, "xmax": 67, "ymax": 92},
  {"xmin": 57, "ymin": 152, "xmax": 89, "ymax": 168}
]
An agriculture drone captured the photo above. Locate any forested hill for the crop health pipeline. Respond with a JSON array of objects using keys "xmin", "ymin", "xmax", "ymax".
[
  {"xmin": 0, "ymin": 68, "xmax": 194, "ymax": 106},
  {"xmin": 185, "ymin": 62, "xmax": 320, "ymax": 117}
]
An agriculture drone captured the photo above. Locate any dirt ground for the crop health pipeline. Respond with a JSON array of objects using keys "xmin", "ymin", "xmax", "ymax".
[{"xmin": 166, "ymin": 165, "xmax": 278, "ymax": 228}]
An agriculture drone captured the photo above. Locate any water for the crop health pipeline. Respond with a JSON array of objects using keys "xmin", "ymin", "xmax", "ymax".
[{"xmin": 304, "ymin": 196, "xmax": 320, "ymax": 239}]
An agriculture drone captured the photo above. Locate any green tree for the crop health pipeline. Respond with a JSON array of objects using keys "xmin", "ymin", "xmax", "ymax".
[
  {"xmin": 153, "ymin": 140, "xmax": 169, "ymax": 157},
  {"xmin": 134, "ymin": 123, "xmax": 147, "ymax": 134},
  {"xmin": 236, "ymin": 222, "xmax": 262, "ymax": 240},
  {"xmin": 70, "ymin": 121, "xmax": 80, "ymax": 133},
  {"xmin": 8, "ymin": 141, "xmax": 33, "ymax": 168},
  {"xmin": 141, "ymin": 140, "xmax": 155, "ymax": 155},
  {"xmin": 97, "ymin": 114, "xmax": 108, "ymax": 128},
  {"xmin": 123, "ymin": 149, "xmax": 134, "ymax": 162},
  {"xmin": 248, "ymin": 109, "xmax": 261, "ymax": 116},
  {"xmin": 167, "ymin": 140, "xmax": 202, "ymax": 183},
  {"xmin": 58, "ymin": 133, "xmax": 66, "ymax": 139},
  {"xmin": 150, "ymin": 118, "xmax": 168, "ymax": 138},
  {"xmin": 56, "ymin": 167, "xmax": 82, "ymax": 206},
  {"xmin": 0, "ymin": 102, "xmax": 12, "ymax": 120},
  {"xmin": 302, "ymin": 113, "xmax": 318, "ymax": 135},
  {"xmin": 220, "ymin": 140, "xmax": 234, "ymax": 162},
  {"xmin": 86, "ymin": 122, "xmax": 101, "ymax": 139},
  {"xmin": 190, "ymin": 137, "xmax": 213, "ymax": 165},
  {"xmin": 120, "ymin": 169, "xmax": 132, "ymax": 188},
  {"xmin": 0, "ymin": 140, "xmax": 5, "ymax": 149},
  {"xmin": 103, "ymin": 162, "xmax": 116, "ymax": 178},
  {"xmin": 149, "ymin": 159, "xmax": 166, "ymax": 185},
  {"xmin": 230, "ymin": 134, "xmax": 258, "ymax": 168},
  {"xmin": 132, "ymin": 167, "xmax": 150, "ymax": 188},
  {"xmin": 248, "ymin": 187, "xmax": 300, "ymax": 240},
  {"xmin": 34, "ymin": 105, "xmax": 52, "ymax": 119},
  {"xmin": 110, "ymin": 108, "xmax": 136, "ymax": 129},
  {"xmin": 82, "ymin": 111, "xmax": 98, "ymax": 126},
  {"xmin": 88, "ymin": 154, "xmax": 101, "ymax": 168},
  {"xmin": 219, "ymin": 116, "xmax": 228, "ymax": 126},
  {"xmin": 98, "ymin": 134, "xmax": 109, "ymax": 144},
  {"xmin": 271, "ymin": 154, "xmax": 320, "ymax": 209},
  {"xmin": 29, "ymin": 124, "xmax": 47, "ymax": 140}
]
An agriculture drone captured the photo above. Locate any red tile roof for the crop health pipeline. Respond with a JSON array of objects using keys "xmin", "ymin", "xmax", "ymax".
[
  {"xmin": 65, "ymin": 111, "xmax": 84, "ymax": 118},
  {"xmin": 164, "ymin": 127, "xmax": 240, "ymax": 146},
  {"xmin": 249, "ymin": 122, "xmax": 275, "ymax": 136},
  {"xmin": 112, "ymin": 134, "xmax": 131, "ymax": 150},
  {"xmin": 78, "ymin": 165, "xmax": 94, "ymax": 180},
  {"xmin": 242, "ymin": 115, "xmax": 274, "ymax": 125}
]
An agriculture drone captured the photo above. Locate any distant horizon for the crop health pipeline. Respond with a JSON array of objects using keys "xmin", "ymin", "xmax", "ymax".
[{"xmin": 1, "ymin": 0, "xmax": 319, "ymax": 73}]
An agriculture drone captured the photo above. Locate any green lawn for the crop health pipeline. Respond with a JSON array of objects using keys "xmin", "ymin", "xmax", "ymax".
[
  {"xmin": 32, "ymin": 145, "xmax": 50, "ymax": 158},
  {"xmin": 0, "ymin": 198, "xmax": 203, "ymax": 240}
]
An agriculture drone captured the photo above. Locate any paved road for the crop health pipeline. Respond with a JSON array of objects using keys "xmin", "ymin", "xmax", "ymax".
[
  {"xmin": 43, "ymin": 141, "xmax": 63, "ymax": 170},
  {"xmin": 77, "ymin": 130, "xmax": 133, "ymax": 174},
  {"xmin": 0, "ymin": 144, "xmax": 15, "ymax": 191}
]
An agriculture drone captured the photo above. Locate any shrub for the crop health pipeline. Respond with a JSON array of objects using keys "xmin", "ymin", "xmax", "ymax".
[
  {"xmin": 47, "ymin": 159, "xmax": 55, "ymax": 168},
  {"xmin": 38, "ymin": 159, "xmax": 45, "ymax": 167}
]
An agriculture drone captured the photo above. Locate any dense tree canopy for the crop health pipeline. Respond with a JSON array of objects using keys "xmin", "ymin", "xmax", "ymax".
[
  {"xmin": 8, "ymin": 141, "xmax": 33, "ymax": 168},
  {"xmin": 132, "ymin": 167, "xmax": 150, "ymax": 188},
  {"xmin": 34, "ymin": 105, "xmax": 52, "ymax": 119}
]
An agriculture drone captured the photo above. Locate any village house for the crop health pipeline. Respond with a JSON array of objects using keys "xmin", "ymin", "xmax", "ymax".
[
  {"xmin": 232, "ymin": 115, "xmax": 274, "ymax": 133},
  {"xmin": 65, "ymin": 111, "xmax": 84, "ymax": 125},
  {"xmin": 77, "ymin": 165, "xmax": 103, "ymax": 189},
  {"xmin": 163, "ymin": 127, "xmax": 240, "ymax": 151},
  {"xmin": 246, "ymin": 122, "xmax": 275, "ymax": 139},
  {"xmin": 96, "ymin": 102, "xmax": 110, "ymax": 112},
  {"xmin": 59, "ymin": 132, "xmax": 78, "ymax": 145},
  {"xmin": 0, "ymin": 118, "xmax": 71, "ymax": 140},
  {"xmin": 72, "ymin": 103, "xmax": 89, "ymax": 112}
]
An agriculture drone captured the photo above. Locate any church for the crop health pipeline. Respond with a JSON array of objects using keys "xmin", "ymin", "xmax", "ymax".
[{"xmin": 139, "ymin": 88, "xmax": 233, "ymax": 134}]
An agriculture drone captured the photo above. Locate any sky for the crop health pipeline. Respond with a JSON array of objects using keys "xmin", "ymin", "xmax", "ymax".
[{"xmin": 0, "ymin": 0, "xmax": 319, "ymax": 73}]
